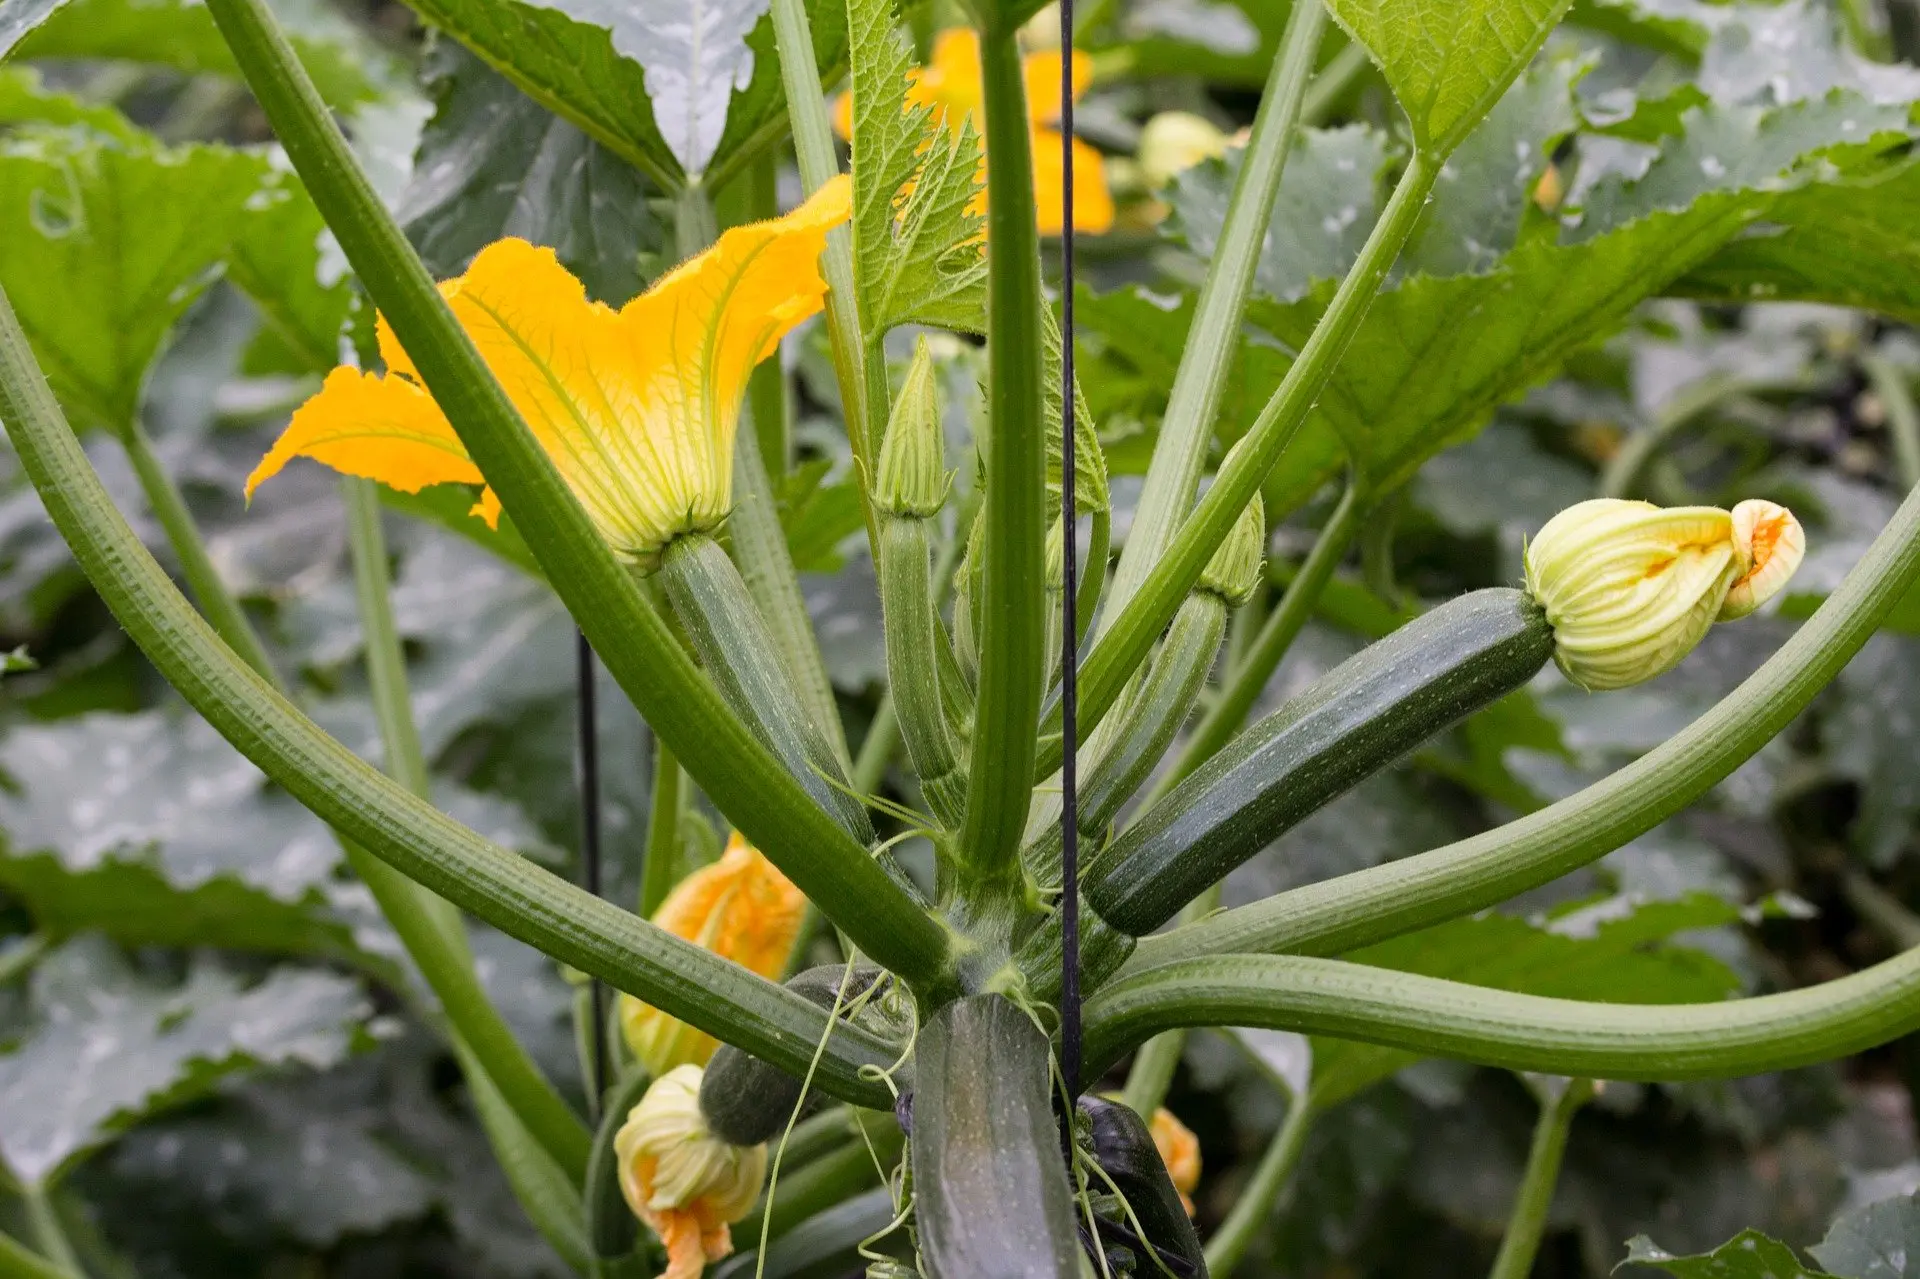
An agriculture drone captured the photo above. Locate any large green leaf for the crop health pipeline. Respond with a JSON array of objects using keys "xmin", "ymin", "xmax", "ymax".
[
  {"xmin": 398, "ymin": 0, "xmax": 847, "ymax": 191},
  {"xmin": 9, "ymin": 0, "xmax": 395, "ymax": 108},
  {"xmin": 0, "ymin": 933, "xmax": 367, "ymax": 1186},
  {"xmin": 848, "ymin": 0, "xmax": 984, "ymax": 337},
  {"xmin": 1324, "ymin": 0, "xmax": 1576, "ymax": 154},
  {"xmin": 0, "ymin": 128, "xmax": 270, "ymax": 432},
  {"xmin": 1809, "ymin": 1191, "xmax": 1920, "ymax": 1278},
  {"xmin": 0, "ymin": 66, "xmax": 141, "ymax": 141},
  {"xmin": 1242, "ymin": 92, "xmax": 1917, "ymax": 516},
  {"xmin": 1620, "ymin": 1230, "xmax": 1836, "ymax": 1277},
  {"xmin": 1310, "ymin": 894, "xmax": 1745, "ymax": 1108},
  {"xmin": 397, "ymin": 43, "xmax": 661, "ymax": 308}
]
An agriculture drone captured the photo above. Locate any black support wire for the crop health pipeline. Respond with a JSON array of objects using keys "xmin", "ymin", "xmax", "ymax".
[
  {"xmin": 1058, "ymin": 0, "xmax": 1083, "ymax": 1099},
  {"xmin": 577, "ymin": 629, "xmax": 607, "ymax": 1120}
]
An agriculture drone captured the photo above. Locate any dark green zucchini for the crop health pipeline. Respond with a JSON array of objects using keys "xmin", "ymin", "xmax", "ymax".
[
  {"xmin": 1086, "ymin": 588, "xmax": 1554, "ymax": 936},
  {"xmin": 910, "ymin": 995, "xmax": 1081, "ymax": 1278},
  {"xmin": 700, "ymin": 965, "xmax": 884, "ymax": 1147},
  {"xmin": 1078, "ymin": 1096, "xmax": 1206, "ymax": 1278},
  {"xmin": 584, "ymin": 1067, "xmax": 659, "ymax": 1268}
]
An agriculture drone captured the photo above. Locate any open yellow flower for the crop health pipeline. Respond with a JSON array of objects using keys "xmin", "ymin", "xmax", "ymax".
[
  {"xmin": 615, "ymin": 1065, "xmax": 766, "ymax": 1279},
  {"xmin": 618, "ymin": 832, "xmax": 807, "ymax": 1076},
  {"xmin": 245, "ymin": 177, "xmax": 852, "ymax": 569},
  {"xmin": 834, "ymin": 28, "xmax": 1113, "ymax": 235},
  {"xmin": 1525, "ymin": 497, "xmax": 1805, "ymax": 690}
]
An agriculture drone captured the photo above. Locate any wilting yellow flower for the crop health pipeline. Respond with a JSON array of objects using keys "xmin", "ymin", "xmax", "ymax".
[
  {"xmin": 1137, "ymin": 111, "xmax": 1230, "ymax": 189},
  {"xmin": 615, "ymin": 1065, "xmax": 766, "ymax": 1279},
  {"xmin": 1525, "ymin": 497, "xmax": 1805, "ymax": 690},
  {"xmin": 834, "ymin": 28, "xmax": 1113, "ymax": 235},
  {"xmin": 619, "ymin": 833, "xmax": 807, "ymax": 1076},
  {"xmin": 1148, "ymin": 1107, "xmax": 1201, "ymax": 1216},
  {"xmin": 246, "ymin": 178, "xmax": 852, "ymax": 569}
]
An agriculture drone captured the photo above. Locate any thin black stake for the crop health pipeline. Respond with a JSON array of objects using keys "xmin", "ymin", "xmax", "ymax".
[
  {"xmin": 1058, "ymin": 0, "xmax": 1083, "ymax": 1100},
  {"xmin": 576, "ymin": 629, "xmax": 607, "ymax": 1120}
]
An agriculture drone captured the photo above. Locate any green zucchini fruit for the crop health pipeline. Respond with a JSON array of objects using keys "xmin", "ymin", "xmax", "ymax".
[
  {"xmin": 910, "ymin": 994, "xmax": 1081, "ymax": 1278},
  {"xmin": 1086, "ymin": 587, "xmax": 1554, "ymax": 936},
  {"xmin": 1078, "ymin": 1096, "xmax": 1206, "ymax": 1278},
  {"xmin": 583, "ymin": 1067, "xmax": 658, "ymax": 1266},
  {"xmin": 700, "ymin": 965, "xmax": 884, "ymax": 1147}
]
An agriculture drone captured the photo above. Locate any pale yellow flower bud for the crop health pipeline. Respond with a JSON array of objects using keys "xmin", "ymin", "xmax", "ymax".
[
  {"xmin": 1138, "ymin": 111, "xmax": 1231, "ymax": 189},
  {"xmin": 615, "ymin": 1065, "xmax": 766, "ymax": 1279},
  {"xmin": 1524, "ymin": 497, "xmax": 1805, "ymax": 690}
]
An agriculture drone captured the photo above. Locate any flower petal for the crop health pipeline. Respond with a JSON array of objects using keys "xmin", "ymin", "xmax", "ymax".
[
  {"xmin": 1023, "ymin": 47, "xmax": 1095, "ymax": 125},
  {"xmin": 1719, "ymin": 498, "xmax": 1806, "ymax": 619},
  {"xmin": 245, "ymin": 365, "xmax": 489, "ymax": 515},
  {"xmin": 1034, "ymin": 129, "xmax": 1115, "ymax": 234}
]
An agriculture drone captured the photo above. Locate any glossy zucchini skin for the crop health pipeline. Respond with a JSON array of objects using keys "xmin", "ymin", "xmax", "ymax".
[
  {"xmin": 700, "ymin": 965, "xmax": 882, "ymax": 1147},
  {"xmin": 1086, "ymin": 588, "xmax": 1554, "ymax": 936},
  {"xmin": 1079, "ymin": 1096, "xmax": 1207, "ymax": 1278},
  {"xmin": 910, "ymin": 995, "xmax": 1081, "ymax": 1278}
]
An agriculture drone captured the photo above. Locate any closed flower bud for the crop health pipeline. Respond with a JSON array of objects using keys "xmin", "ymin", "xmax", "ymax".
[
  {"xmin": 1524, "ymin": 497, "xmax": 1805, "ymax": 690},
  {"xmin": 618, "ymin": 833, "xmax": 805, "ymax": 1076},
  {"xmin": 615, "ymin": 1065, "xmax": 766, "ymax": 1279},
  {"xmin": 1197, "ymin": 493, "xmax": 1266, "ymax": 607},
  {"xmin": 875, "ymin": 337, "xmax": 948, "ymax": 518},
  {"xmin": 1138, "ymin": 111, "xmax": 1230, "ymax": 189},
  {"xmin": 1148, "ymin": 1106, "xmax": 1201, "ymax": 1216}
]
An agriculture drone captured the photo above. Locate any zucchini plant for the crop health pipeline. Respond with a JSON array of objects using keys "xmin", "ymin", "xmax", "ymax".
[{"xmin": 4, "ymin": 0, "xmax": 1920, "ymax": 1275}]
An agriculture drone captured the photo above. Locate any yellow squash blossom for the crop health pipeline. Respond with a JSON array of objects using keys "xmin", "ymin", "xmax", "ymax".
[
  {"xmin": 246, "ymin": 177, "xmax": 852, "ymax": 569},
  {"xmin": 618, "ymin": 832, "xmax": 807, "ymax": 1076},
  {"xmin": 1148, "ymin": 1106, "xmax": 1202, "ymax": 1216},
  {"xmin": 835, "ymin": 28, "xmax": 1114, "ymax": 235},
  {"xmin": 615, "ymin": 1065, "xmax": 766, "ymax": 1279},
  {"xmin": 1525, "ymin": 497, "xmax": 1805, "ymax": 690}
]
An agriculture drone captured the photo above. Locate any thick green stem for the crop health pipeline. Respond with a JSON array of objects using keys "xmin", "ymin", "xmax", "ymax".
[
  {"xmin": 1117, "ymin": 1023, "xmax": 1184, "ymax": 1119},
  {"xmin": 119, "ymin": 417, "xmax": 274, "ymax": 682},
  {"xmin": 641, "ymin": 741, "xmax": 685, "ymax": 918},
  {"xmin": 958, "ymin": 19, "xmax": 1048, "ymax": 904},
  {"xmin": 0, "ymin": 281, "xmax": 905, "ymax": 1106},
  {"xmin": 880, "ymin": 517, "xmax": 968, "ymax": 827},
  {"xmin": 1081, "ymin": 947, "xmax": 1920, "ymax": 1087},
  {"xmin": 1203, "ymin": 1092, "xmax": 1316, "ymax": 1275},
  {"xmin": 1487, "ymin": 1079, "xmax": 1594, "ymax": 1279},
  {"xmin": 1159, "ymin": 482, "xmax": 1362, "ymax": 798},
  {"xmin": 1052, "ymin": 152, "xmax": 1444, "ymax": 770},
  {"xmin": 1138, "ymin": 457, "xmax": 1920, "ymax": 968},
  {"xmin": 769, "ymin": 0, "xmax": 880, "ymax": 489},
  {"xmin": 342, "ymin": 478, "xmax": 430, "ymax": 800},
  {"xmin": 194, "ymin": 0, "xmax": 955, "ymax": 988},
  {"xmin": 1864, "ymin": 353, "xmax": 1920, "ymax": 492},
  {"xmin": 1102, "ymin": 0, "xmax": 1328, "ymax": 624},
  {"xmin": 452, "ymin": 1039, "xmax": 591, "ymax": 1272},
  {"xmin": 0, "ymin": 1228, "xmax": 76, "ymax": 1279},
  {"xmin": 673, "ymin": 181, "xmax": 718, "ymax": 261}
]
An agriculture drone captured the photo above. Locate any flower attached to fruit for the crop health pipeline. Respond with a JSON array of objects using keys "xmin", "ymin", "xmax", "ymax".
[
  {"xmin": 1149, "ymin": 1106, "xmax": 1201, "ymax": 1216},
  {"xmin": 619, "ymin": 833, "xmax": 806, "ymax": 1076},
  {"xmin": 246, "ymin": 178, "xmax": 852, "ymax": 570},
  {"xmin": 833, "ymin": 28, "xmax": 1113, "ymax": 235},
  {"xmin": 1524, "ymin": 497, "xmax": 1805, "ymax": 690},
  {"xmin": 615, "ymin": 1065, "xmax": 766, "ymax": 1279}
]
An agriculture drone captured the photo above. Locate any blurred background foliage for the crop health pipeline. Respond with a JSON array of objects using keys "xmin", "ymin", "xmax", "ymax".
[{"xmin": 5, "ymin": 0, "xmax": 1920, "ymax": 1274}]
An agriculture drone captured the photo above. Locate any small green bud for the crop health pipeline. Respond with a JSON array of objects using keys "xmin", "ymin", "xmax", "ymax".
[
  {"xmin": 875, "ymin": 337, "xmax": 947, "ymax": 518},
  {"xmin": 1198, "ymin": 492, "xmax": 1265, "ymax": 606}
]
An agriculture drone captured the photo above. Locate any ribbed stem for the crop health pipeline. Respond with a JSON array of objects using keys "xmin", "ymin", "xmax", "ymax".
[
  {"xmin": 958, "ymin": 19, "xmax": 1049, "ymax": 906},
  {"xmin": 879, "ymin": 516, "xmax": 968, "ymax": 827},
  {"xmin": 1487, "ymin": 1079, "xmax": 1593, "ymax": 1279},
  {"xmin": 451, "ymin": 1038, "xmax": 590, "ymax": 1271},
  {"xmin": 641, "ymin": 741, "xmax": 685, "ymax": 918},
  {"xmin": 1102, "ymin": 0, "xmax": 1328, "ymax": 624}
]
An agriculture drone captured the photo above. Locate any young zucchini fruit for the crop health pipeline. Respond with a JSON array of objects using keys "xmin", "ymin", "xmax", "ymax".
[
  {"xmin": 583, "ymin": 1067, "xmax": 661, "ymax": 1273},
  {"xmin": 1085, "ymin": 587, "xmax": 1555, "ymax": 936},
  {"xmin": 1078, "ymin": 1096, "xmax": 1208, "ymax": 1278},
  {"xmin": 699, "ymin": 965, "xmax": 885, "ymax": 1147}
]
